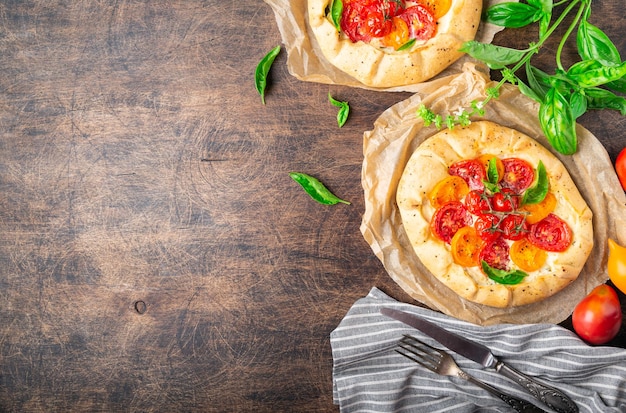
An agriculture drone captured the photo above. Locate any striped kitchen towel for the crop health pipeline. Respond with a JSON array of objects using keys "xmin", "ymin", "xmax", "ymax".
[{"xmin": 331, "ymin": 288, "xmax": 626, "ymax": 413}]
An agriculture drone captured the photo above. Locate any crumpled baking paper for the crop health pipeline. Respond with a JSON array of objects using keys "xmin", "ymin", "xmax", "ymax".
[{"xmin": 360, "ymin": 61, "xmax": 626, "ymax": 325}]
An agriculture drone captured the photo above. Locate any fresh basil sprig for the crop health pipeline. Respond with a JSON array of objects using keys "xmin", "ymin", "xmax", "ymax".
[
  {"xmin": 255, "ymin": 45, "xmax": 281, "ymax": 105},
  {"xmin": 481, "ymin": 261, "xmax": 528, "ymax": 285},
  {"xmin": 420, "ymin": 0, "xmax": 626, "ymax": 156},
  {"xmin": 289, "ymin": 172, "xmax": 351, "ymax": 205},
  {"xmin": 329, "ymin": 93, "xmax": 350, "ymax": 127}
]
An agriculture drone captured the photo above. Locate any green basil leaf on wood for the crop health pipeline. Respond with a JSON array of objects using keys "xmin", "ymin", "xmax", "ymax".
[
  {"xmin": 460, "ymin": 41, "xmax": 526, "ymax": 69},
  {"xmin": 289, "ymin": 172, "xmax": 351, "ymax": 205},
  {"xmin": 481, "ymin": 261, "xmax": 528, "ymax": 285},
  {"xmin": 585, "ymin": 87, "xmax": 626, "ymax": 115},
  {"xmin": 539, "ymin": 86, "xmax": 577, "ymax": 155},
  {"xmin": 483, "ymin": 2, "xmax": 542, "ymax": 28},
  {"xmin": 255, "ymin": 45, "xmax": 281, "ymax": 105},
  {"xmin": 577, "ymin": 20, "xmax": 621, "ymax": 66},
  {"xmin": 567, "ymin": 60, "xmax": 626, "ymax": 88},
  {"xmin": 328, "ymin": 93, "xmax": 350, "ymax": 127}
]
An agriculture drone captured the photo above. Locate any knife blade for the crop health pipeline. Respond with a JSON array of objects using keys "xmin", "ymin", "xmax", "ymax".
[{"xmin": 381, "ymin": 307, "xmax": 578, "ymax": 413}]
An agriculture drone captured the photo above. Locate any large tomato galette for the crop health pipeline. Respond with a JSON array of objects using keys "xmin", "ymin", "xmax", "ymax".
[
  {"xmin": 307, "ymin": 0, "xmax": 482, "ymax": 87},
  {"xmin": 396, "ymin": 121, "xmax": 594, "ymax": 308}
]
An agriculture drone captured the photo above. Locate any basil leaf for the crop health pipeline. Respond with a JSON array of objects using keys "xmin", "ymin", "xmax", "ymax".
[
  {"xmin": 524, "ymin": 63, "xmax": 550, "ymax": 102},
  {"xmin": 568, "ymin": 90, "xmax": 588, "ymax": 119},
  {"xmin": 539, "ymin": 86, "xmax": 577, "ymax": 155},
  {"xmin": 483, "ymin": 2, "xmax": 542, "ymax": 28},
  {"xmin": 521, "ymin": 160, "xmax": 548, "ymax": 205},
  {"xmin": 481, "ymin": 261, "xmax": 528, "ymax": 285},
  {"xmin": 397, "ymin": 38, "xmax": 416, "ymax": 51},
  {"xmin": 328, "ymin": 0, "xmax": 343, "ymax": 31},
  {"xmin": 487, "ymin": 157, "xmax": 499, "ymax": 185},
  {"xmin": 517, "ymin": 78, "xmax": 542, "ymax": 103},
  {"xmin": 606, "ymin": 77, "xmax": 626, "ymax": 94},
  {"xmin": 255, "ymin": 45, "xmax": 281, "ymax": 105},
  {"xmin": 328, "ymin": 93, "xmax": 350, "ymax": 127},
  {"xmin": 289, "ymin": 172, "xmax": 350, "ymax": 205},
  {"xmin": 585, "ymin": 87, "xmax": 626, "ymax": 115},
  {"xmin": 577, "ymin": 20, "xmax": 621, "ymax": 66},
  {"xmin": 567, "ymin": 60, "xmax": 626, "ymax": 88},
  {"xmin": 460, "ymin": 41, "xmax": 526, "ymax": 69}
]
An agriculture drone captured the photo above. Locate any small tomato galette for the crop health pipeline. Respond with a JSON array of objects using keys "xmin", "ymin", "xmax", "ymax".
[
  {"xmin": 396, "ymin": 121, "xmax": 593, "ymax": 308},
  {"xmin": 307, "ymin": 0, "xmax": 482, "ymax": 87}
]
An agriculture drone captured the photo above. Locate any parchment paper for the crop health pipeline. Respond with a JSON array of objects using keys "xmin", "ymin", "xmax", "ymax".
[
  {"xmin": 264, "ymin": 0, "xmax": 511, "ymax": 92},
  {"xmin": 360, "ymin": 62, "xmax": 626, "ymax": 325}
]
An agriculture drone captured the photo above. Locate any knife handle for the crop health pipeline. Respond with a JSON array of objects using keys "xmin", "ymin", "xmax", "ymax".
[{"xmin": 495, "ymin": 361, "xmax": 578, "ymax": 413}]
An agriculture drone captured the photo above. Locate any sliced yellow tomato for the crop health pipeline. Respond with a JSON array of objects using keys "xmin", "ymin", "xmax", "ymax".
[
  {"xmin": 451, "ymin": 226, "xmax": 484, "ymax": 267},
  {"xmin": 421, "ymin": 0, "xmax": 452, "ymax": 19},
  {"xmin": 382, "ymin": 17, "xmax": 410, "ymax": 50},
  {"xmin": 608, "ymin": 238, "xmax": 626, "ymax": 295},
  {"xmin": 510, "ymin": 238, "xmax": 547, "ymax": 272},
  {"xmin": 476, "ymin": 154, "xmax": 504, "ymax": 182},
  {"xmin": 520, "ymin": 191, "xmax": 556, "ymax": 224},
  {"xmin": 429, "ymin": 176, "xmax": 470, "ymax": 209}
]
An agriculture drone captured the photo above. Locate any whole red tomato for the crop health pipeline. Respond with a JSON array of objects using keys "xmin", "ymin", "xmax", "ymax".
[
  {"xmin": 572, "ymin": 285, "xmax": 622, "ymax": 345},
  {"xmin": 616, "ymin": 147, "xmax": 626, "ymax": 191}
]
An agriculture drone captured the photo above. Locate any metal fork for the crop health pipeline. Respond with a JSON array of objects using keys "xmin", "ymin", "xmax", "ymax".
[{"xmin": 397, "ymin": 335, "xmax": 547, "ymax": 413}]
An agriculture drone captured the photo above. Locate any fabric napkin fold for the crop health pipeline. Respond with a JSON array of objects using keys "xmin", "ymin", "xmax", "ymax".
[{"xmin": 331, "ymin": 288, "xmax": 626, "ymax": 413}]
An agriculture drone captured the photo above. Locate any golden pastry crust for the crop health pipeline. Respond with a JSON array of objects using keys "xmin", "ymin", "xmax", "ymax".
[
  {"xmin": 396, "ymin": 121, "xmax": 594, "ymax": 308},
  {"xmin": 307, "ymin": 0, "xmax": 482, "ymax": 87}
]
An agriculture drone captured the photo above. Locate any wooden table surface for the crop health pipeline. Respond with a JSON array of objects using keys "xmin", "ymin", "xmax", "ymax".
[{"xmin": 1, "ymin": 1, "xmax": 625, "ymax": 412}]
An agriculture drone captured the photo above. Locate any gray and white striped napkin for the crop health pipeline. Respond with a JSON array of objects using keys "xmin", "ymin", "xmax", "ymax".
[{"xmin": 331, "ymin": 288, "xmax": 626, "ymax": 413}]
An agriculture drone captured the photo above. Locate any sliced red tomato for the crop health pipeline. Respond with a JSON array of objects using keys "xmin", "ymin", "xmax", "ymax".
[
  {"xmin": 479, "ymin": 236, "xmax": 510, "ymax": 271},
  {"xmin": 449, "ymin": 160, "xmax": 486, "ymax": 191},
  {"xmin": 500, "ymin": 158, "xmax": 534, "ymax": 194},
  {"xmin": 491, "ymin": 188, "xmax": 519, "ymax": 213},
  {"xmin": 474, "ymin": 213, "xmax": 501, "ymax": 242},
  {"xmin": 464, "ymin": 190, "xmax": 491, "ymax": 215},
  {"xmin": 398, "ymin": 5, "xmax": 437, "ymax": 41},
  {"xmin": 341, "ymin": 0, "xmax": 395, "ymax": 42},
  {"xmin": 510, "ymin": 238, "xmax": 547, "ymax": 272},
  {"xmin": 429, "ymin": 176, "xmax": 470, "ymax": 209},
  {"xmin": 430, "ymin": 201, "xmax": 472, "ymax": 244},
  {"xmin": 528, "ymin": 213, "xmax": 572, "ymax": 252},
  {"xmin": 499, "ymin": 214, "xmax": 529, "ymax": 241},
  {"xmin": 451, "ymin": 226, "xmax": 484, "ymax": 267}
]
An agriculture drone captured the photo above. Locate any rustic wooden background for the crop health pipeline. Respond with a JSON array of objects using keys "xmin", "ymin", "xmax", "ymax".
[{"xmin": 0, "ymin": 1, "xmax": 624, "ymax": 412}]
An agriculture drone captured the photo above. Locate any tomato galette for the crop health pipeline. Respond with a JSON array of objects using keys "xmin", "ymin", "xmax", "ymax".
[
  {"xmin": 307, "ymin": 0, "xmax": 482, "ymax": 87},
  {"xmin": 396, "ymin": 121, "xmax": 593, "ymax": 308}
]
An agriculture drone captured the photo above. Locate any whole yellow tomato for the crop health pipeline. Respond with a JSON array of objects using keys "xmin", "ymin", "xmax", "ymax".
[{"xmin": 608, "ymin": 239, "xmax": 626, "ymax": 294}]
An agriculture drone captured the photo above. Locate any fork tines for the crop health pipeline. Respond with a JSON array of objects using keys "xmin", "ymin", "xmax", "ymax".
[{"xmin": 395, "ymin": 335, "xmax": 442, "ymax": 371}]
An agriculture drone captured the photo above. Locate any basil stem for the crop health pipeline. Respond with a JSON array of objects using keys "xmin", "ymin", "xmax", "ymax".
[
  {"xmin": 521, "ymin": 160, "xmax": 548, "ymax": 205},
  {"xmin": 481, "ymin": 261, "xmax": 528, "ymax": 285},
  {"xmin": 328, "ymin": 93, "xmax": 350, "ymax": 127},
  {"xmin": 255, "ymin": 45, "xmax": 281, "ymax": 105},
  {"xmin": 289, "ymin": 172, "xmax": 350, "ymax": 205}
]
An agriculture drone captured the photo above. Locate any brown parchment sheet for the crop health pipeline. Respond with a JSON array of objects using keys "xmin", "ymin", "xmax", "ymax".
[
  {"xmin": 360, "ymin": 62, "xmax": 626, "ymax": 326},
  {"xmin": 264, "ymin": 0, "xmax": 511, "ymax": 92}
]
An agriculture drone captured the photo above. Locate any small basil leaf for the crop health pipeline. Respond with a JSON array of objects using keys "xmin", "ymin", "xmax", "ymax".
[
  {"xmin": 524, "ymin": 63, "xmax": 550, "ymax": 102},
  {"xmin": 539, "ymin": 86, "xmax": 577, "ymax": 155},
  {"xmin": 521, "ymin": 160, "xmax": 548, "ymax": 205},
  {"xmin": 487, "ymin": 157, "xmax": 499, "ymax": 185},
  {"xmin": 577, "ymin": 20, "xmax": 621, "ymax": 66},
  {"xmin": 483, "ymin": 2, "xmax": 542, "ymax": 28},
  {"xmin": 460, "ymin": 41, "xmax": 526, "ymax": 69},
  {"xmin": 255, "ymin": 45, "xmax": 281, "ymax": 105},
  {"xmin": 397, "ymin": 38, "xmax": 416, "ymax": 51},
  {"xmin": 328, "ymin": 0, "xmax": 343, "ymax": 31},
  {"xmin": 289, "ymin": 172, "xmax": 350, "ymax": 205},
  {"xmin": 328, "ymin": 93, "xmax": 350, "ymax": 127},
  {"xmin": 585, "ymin": 87, "xmax": 626, "ymax": 115},
  {"xmin": 568, "ymin": 90, "xmax": 588, "ymax": 119},
  {"xmin": 481, "ymin": 261, "xmax": 528, "ymax": 285},
  {"xmin": 517, "ymin": 78, "xmax": 542, "ymax": 103}
]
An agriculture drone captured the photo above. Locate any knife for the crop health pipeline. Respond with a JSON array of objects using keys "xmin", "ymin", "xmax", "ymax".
[{"xmin": 381, "ymin": 307, "xmax": 578, "ymax": 413}]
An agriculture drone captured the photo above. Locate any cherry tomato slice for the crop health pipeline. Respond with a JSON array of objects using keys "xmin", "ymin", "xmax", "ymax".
[
  {"xmin": 341, "ymin": 0, "xmax": 395, "ymax": 42},
  {"xmin": 421, "ymin": 0, "xmax": 451, "ymax": 19},
  {"xmin": 451, "ymin": 226, "xmax": 484, "ymax": 267},
  {"xmin": 510, "ymin": 238, "xmax": 547, "ymax": 272},
  {"xmin": 399, "ymin": 5, "xmax": 437, "ymax": 41},
  {"xmin": 491, "ymin": 188, "xmax": 520, "ymax": 213},
  {"xmin": 479, "ymin": 236, "xmax": 510, "ymax": 271},
  {"xmin": 429, "ymin": 176, "xmax": 470, "ymax": 209},
  {"xmin": 474, "ymin": 213, "xmax": 501, "ymax": 242},
  {"xmin": 519, "ymin": 191, "xmax": 556, "ymax": 224},
  {"xmin": 501, "ymin": 158, "xmax": 534, "ymax": 194},
  {"xmin": 430, "ymin": 201, "xmax": 472, "ymax": 244},
  {"xmin": 499, "ymin": 213, "xmax": 529, "ymax": 241},
  {"xmin": 382, "ymin": 16, "xmax": 410, "ymax": 50},
  {"xmin": 464, "ymin": 190, "xmax": 491, "ymax": 215},
  {"xmin": 528, "ymin": 213, "xmax": 572, "ymax": 252},
  {"xmin": 449, "ymin": 159, "xmax": 486, "ymax": 191}
]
